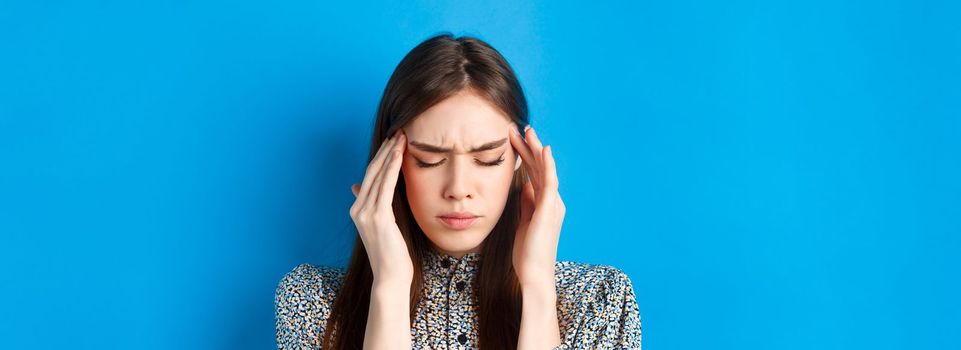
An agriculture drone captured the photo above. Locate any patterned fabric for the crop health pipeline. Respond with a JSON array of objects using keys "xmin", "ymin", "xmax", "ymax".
[{"xmin": 275, "ymin": 248, "xmax": 642, "ymax": 349}]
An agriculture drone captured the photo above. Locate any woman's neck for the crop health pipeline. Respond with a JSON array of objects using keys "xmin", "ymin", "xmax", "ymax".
[{"xmin": 429, "ymin": 243, "xmax": 482, "ymax": 259}]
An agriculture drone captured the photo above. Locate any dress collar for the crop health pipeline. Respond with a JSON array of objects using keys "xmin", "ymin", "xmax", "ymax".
[{"xmin": 422, "ymin": 247, "xmax": 481, "ymax": 277}]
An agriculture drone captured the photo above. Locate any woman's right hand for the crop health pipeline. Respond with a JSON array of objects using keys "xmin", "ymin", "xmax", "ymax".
[{"xmin": 349, "ymin": 129, "xmax": 413, "ymax": 285}]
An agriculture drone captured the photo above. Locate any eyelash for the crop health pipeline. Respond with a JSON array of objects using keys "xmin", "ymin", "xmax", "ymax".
[{"xmin": 415, "ymin": 156, "xmax": 505, "ymax": 168}]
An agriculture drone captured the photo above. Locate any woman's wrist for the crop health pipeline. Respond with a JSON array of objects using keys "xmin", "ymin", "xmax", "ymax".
[
  {"xmin": 520, "ymin": 281, "xmax": 557, "ymax": 306},
  {"xmin": 518, "ymin": 280, "xmax": 561, "ymax": 349},
  {"xmin": 372, "ymin": 273, "xmax": 413, "ymax": 290},
  {"xmin": 519, "ymin": 271, "xmax": 556, "ymax": 292},
  {"xmin": 369, "ymin": 276, "xmax": 413, "ymax": 324},
  {"xmin": 366, "ymin": 278, "xmax": 413, "ymax": 349}
]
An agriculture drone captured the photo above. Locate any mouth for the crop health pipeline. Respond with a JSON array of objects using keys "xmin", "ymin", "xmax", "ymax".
[{"xmin": 437, "ymin": 212, "xmax": 480, "ymax": 230}]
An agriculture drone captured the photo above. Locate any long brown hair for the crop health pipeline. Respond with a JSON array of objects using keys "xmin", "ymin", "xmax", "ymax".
[{"xmin": 322, "ymin": 33, "xmax": 531, "ymax": 349}]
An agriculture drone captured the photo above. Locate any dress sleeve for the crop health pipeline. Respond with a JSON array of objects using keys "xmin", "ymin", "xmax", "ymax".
[
  {"xmin": 275, "ymin": 263, "xmax": 343, "ymax": 350},
  {"xmin": 554, "ymin": 265, "xmax": 642, "ymax": 349}
]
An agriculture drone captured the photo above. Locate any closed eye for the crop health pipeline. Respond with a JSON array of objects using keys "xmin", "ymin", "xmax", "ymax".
[
  {"xmin": 414, "ymin": 153, "xmax": 506, "ymax": 168},
  {"xmin": 414, "ymin": 159, "xmax": 443, "ymax": 168},
  {"xmin": 477, "ymin": 157, "xmax": 505, "ymax": 167}
]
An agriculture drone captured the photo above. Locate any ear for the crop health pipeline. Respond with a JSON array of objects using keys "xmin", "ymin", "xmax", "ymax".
[{"xmin": 513, "ymin": 154, "xmax": 522, "ymax": 171}]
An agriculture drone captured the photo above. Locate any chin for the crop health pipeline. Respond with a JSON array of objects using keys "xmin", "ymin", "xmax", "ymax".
[{"xmin": 425, "ymin": 226, "xmax": 491, "ymax": 255}]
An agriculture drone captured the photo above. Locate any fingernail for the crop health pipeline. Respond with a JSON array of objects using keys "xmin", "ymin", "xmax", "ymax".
[{"xmin": 524, "ymin": 125, "xmax": 532, "ymax": 133}]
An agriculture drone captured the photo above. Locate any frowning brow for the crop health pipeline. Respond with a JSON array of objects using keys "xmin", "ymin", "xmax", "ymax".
[{"xmin": 408, "ymin": 138, "xmax": 507, "ymax": 154}]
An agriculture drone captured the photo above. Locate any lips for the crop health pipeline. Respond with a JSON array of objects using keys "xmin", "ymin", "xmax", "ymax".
[
  {"xmin": 438, "ymin": 211, "xmax": 479, "ymax": 219},
  {"xmin": 437, "ymin": 211, "xmax": 480, "ymax": 230}
]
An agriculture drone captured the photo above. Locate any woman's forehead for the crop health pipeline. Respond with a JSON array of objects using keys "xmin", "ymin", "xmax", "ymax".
[
  {"xmin": 403, "ymin": 92, "xmax": 513, "ymax": 147},
  {"xmin": 404, "ymin": 124, "xmax": 509, "ymax": 153}
]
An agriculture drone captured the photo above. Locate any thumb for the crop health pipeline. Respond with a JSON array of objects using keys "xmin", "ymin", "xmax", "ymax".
[{"xmin": 351, "ymin": 183, "xmax": 360, "ymax": 197}]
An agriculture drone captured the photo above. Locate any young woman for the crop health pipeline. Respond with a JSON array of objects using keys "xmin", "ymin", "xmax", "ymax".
[{"xmin": 275, "ymin": 33, "xmax": 641, "ymax": 350}]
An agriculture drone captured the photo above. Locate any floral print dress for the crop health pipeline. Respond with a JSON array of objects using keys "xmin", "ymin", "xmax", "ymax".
[{"xmin": 275, "ymin": 248, "xmax": 641, "ymax": 349}]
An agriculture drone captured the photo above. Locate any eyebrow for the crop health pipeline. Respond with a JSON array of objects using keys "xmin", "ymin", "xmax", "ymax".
[{"xmin": 408, "ymin": 138, "xmax": 508, "ymax": 154}]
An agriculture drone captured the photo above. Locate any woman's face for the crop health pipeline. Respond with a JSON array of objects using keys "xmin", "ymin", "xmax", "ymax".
[{"xmin": 401, "ymin": 89, "xmax": 519, "ymax": 258}]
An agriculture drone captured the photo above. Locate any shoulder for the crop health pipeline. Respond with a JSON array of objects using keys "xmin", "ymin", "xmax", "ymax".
[
  {"xmin": 277, "ymin": 263, "xmax": 346, "ymax": 291},
  {"xmin": 275, "ymin": 263, "xmax": 346, "ymax": 305},
  {"xmin": 554, "ymin": 260, "xmax": 635, "ymax": 297},
  {"xmin": 553, "ymin": 260, "xmax": 642, "ymax": 347},
  {"xmin": 274, "ymin": 263, "xmax": 346, "ymax": 348},
  {"xmin": 276, "ymin": 263, "xmax": 346, "ymax": 300}
]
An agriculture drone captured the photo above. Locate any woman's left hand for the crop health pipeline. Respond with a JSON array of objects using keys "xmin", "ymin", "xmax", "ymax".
[{"xmin": 509, "ymin": 124, "xmax": 566, "ymax": 288}]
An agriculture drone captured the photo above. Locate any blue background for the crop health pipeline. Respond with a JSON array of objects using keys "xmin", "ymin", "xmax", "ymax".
[{"xmin": 2, "ymin": 1, "xmax": 959, "ymax": 349}]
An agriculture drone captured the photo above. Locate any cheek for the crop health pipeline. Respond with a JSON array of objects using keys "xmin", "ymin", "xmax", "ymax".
[
  {"xmin": 485, "ymin": 164, "xmax": 516, "ymax": 200},
  {"xmin": 401, "ymin": 161, "xmax": 432, "ymax": 212},
  {"xmin": 500, "ymin": 168, "xmax": 516, "ymax": 193}
]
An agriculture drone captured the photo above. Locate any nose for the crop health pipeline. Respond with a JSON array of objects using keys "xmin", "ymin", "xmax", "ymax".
[{"xmin": 442, "ymin": 156, "xmax": 474, "ymax": 201}]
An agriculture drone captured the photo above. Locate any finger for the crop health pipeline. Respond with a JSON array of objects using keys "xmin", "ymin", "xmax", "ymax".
[
  {"xmin": 376, "ymin": 132, "xmax": 407, "ymax": 207},
  {"xmin": 521, "ymin": 176, "xmax": 536, "ymax": 210},
  {"xmin": 356, "ymin": 131, "xmax": 400, "ymax": 205},
  {"xmin": 363, "ymin": 149, "xmax": 393, "ymax": 212},
  {"xmin": 525, "ymin": 126, "xmax": 545, "ymax": 166},
  {"xmin": 363, "ymin": 132, "xmax": 402, "ymax": 211},
  {"xmin": 523, "ymin": 126, "xmax": 546, "ymax": 190},
  {"xmin": 513, "ymin": 178, "xmax": 536, "ymax": 263},
  {"xmin": 508, "ymin": 124, "xmax": 534, "ymax": 183},
  {"xmin": 509, "ymin": 124, "xmax": 540, "ymax": 189},
  {"xmin": 543, "ymin": 145, "xmax": 558, "ymax": 191},
  {"xmin": 357, "ymin": 133, "xmax": 394, "ymax": 198},
  {"xmin": 351, "ymin": 183, "xmax": 360, "ymax": 197}
]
